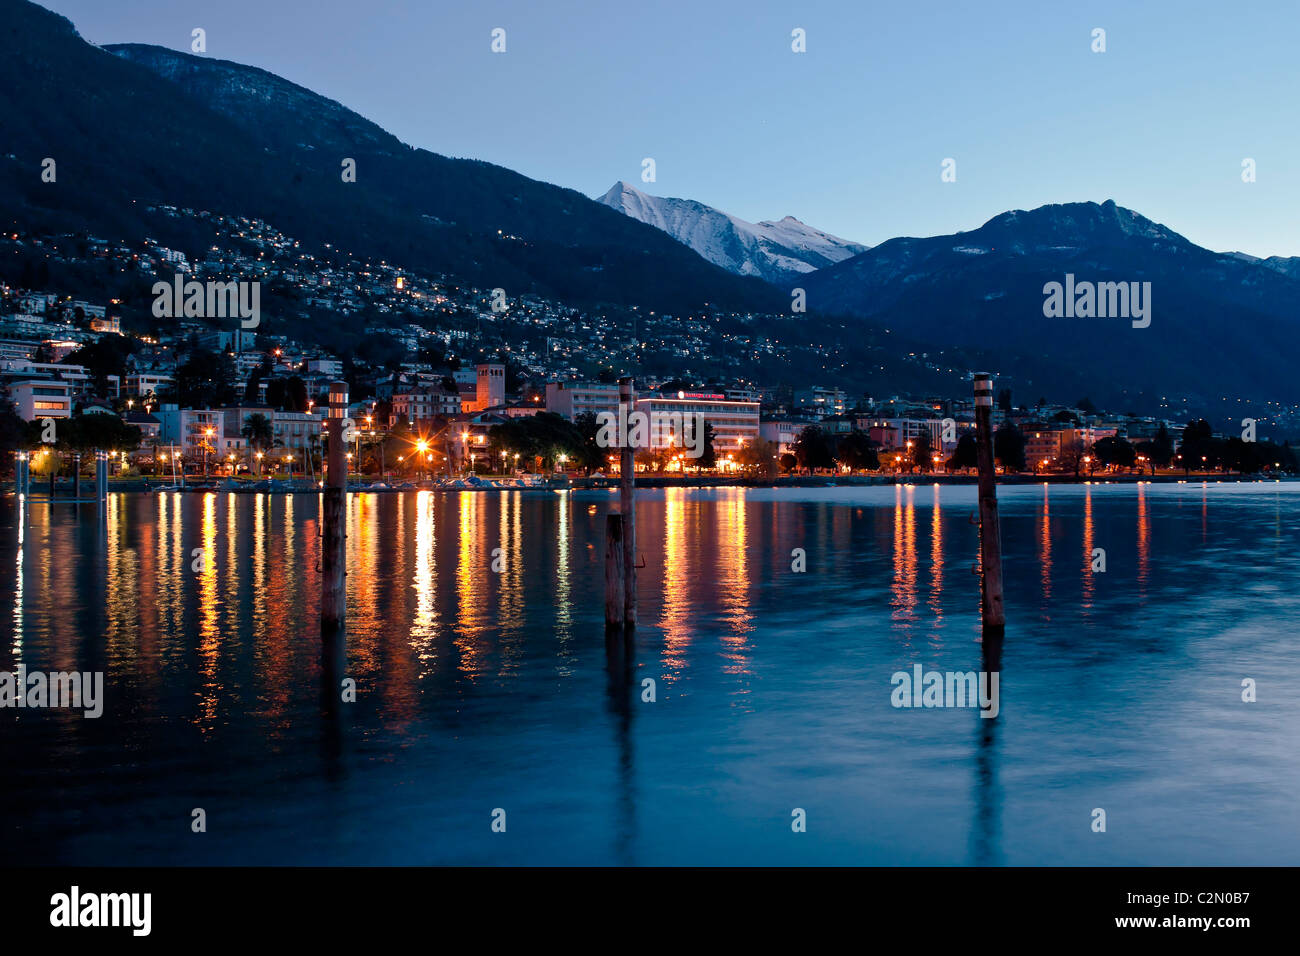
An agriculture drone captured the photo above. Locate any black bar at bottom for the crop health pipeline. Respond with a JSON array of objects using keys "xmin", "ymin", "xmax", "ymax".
[{"xmin": 0, "ymin": 866, "xmax": 1286, "ymax": 941}]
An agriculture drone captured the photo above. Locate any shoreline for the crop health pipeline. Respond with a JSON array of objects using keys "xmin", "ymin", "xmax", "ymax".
[{"xmin": 10, "ymin": 472, "xmax": 1298, "ymax": 496}]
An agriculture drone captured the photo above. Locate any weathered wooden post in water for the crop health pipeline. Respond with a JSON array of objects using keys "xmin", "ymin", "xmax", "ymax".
[
  {"xmin": 321, "ymin": 381, "xmax": 349, "ymax": 687},
  {"xmin": 72, "ymin": 453, "xmax": 81, "ymax": 501},
  {"xmin": 95, "ymin": 451, "xmax": 108, "ymax": 502},
  {"xmin": 618, "ymin": 376, "xmax": 637, "ymax": 628},
  {"xmin": 973, "ymin": 373, "xmax": 1005, "ymax": 632},
  {"xmin": 605, "ymin": 513, "xmax": 626, "ymax": 630}
]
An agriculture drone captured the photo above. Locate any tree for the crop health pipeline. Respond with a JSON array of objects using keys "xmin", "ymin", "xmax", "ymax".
[
  {"xmin": 736, "ymin": 437, "xmax": 779, "ymax": 479},
  {"xmin": 793, "ymin": 426, "xmax": 834, "ymax": 472},
  {"xmin": 1180, "ymin": 419, "xmax": 1214, "ymax": 473},
  {"xmin": 948, "ymin": 432, "xmax": 978, "ymax": 472},
  {"xmin": 266, "ymin": 375, "xmax": 309, "ymax": 413},
  {"xmin": 64, "ymin": 337, "xmax": 136, "ymax": 397},
  {"xmin": 835, "ymin": 431, "xmax": 879, "ymax": 471},
  {"xmin": 1059, "ymin": 438, "xmax": 1086, "ymax": 476},
  {"xmin": 1093, "ymin": 435, "xmax": 1136, "ymax": 471},
  {"xmin": 778, "ymin": 453, "xmax": 797, "ymax": 474},
  {"xmin": 240, "ymin": 413, "xmax": 274, "ymax": 454},
  {"xmin": 573, "ymin": 412, "xmax": 606, "ymax": 476},
  {"xmin": 0, "ymin": 405, "xmax": 26, "ymax": 470},
  {"xmin": 173, "ymin": 349, "xmax": 236, "ymax": 409},
  {"xmin": 27, "ymin": 413, "xmax": 141, "ymax": 455},
  {"xmin": 696, "ymin": 422, "xmax": 717, "ymax": 471},
  {"xmin": 911, "ymin": 430, "xmax": 933, "ymax": 472},
  {"xmin": 242, "ymin": 354, "xmax": 273, "ymax": 403},
  {"xmin": 1134, "ymin": 423, "xmax": 1175, "ymax": 473},
  {"xmin": 993, "ymin": 424, "xmax": 1026, "ymax": 473},
  {"xmin": 488, "ymin": 412, "xmax": 584, "ymax": 470}
]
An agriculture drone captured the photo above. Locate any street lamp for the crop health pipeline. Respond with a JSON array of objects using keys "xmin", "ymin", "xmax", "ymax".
[{"xmin": 204, "ymin": 426, "xmax": 214, "ymax": 478}]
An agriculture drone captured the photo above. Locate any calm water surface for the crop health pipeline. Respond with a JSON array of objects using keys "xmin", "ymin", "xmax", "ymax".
[{"xmin": 1, "ymin": 483, "xmax": 1297, "ymax": 865}]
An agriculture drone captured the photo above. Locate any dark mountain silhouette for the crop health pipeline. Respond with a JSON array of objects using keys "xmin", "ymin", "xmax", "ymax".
[
  {"xmin": 2, "ymin": 0, "xmax": 1297, "ymax": 417},
  {"xmin": 803, "ymin": 201, "xmax": 1300, "ymax": 411},
  {"xmin": 0, "ymin": 0, "xmax": 782, "ymax": 313}
]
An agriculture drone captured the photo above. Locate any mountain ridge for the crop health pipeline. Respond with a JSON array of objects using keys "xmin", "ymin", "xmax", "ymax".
[
  {"xmin": 802, "ymin": 199, "xmax": 1300, "ymax": 410},
  {"xmin": 597, "ymin": 180, "xmax": 867, "ymax": 284},
  {"xmin": 0, "ymin": 0, "xmax": 783, "ymax": 315}
]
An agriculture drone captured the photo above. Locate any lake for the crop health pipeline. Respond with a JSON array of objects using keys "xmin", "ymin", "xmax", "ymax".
[{"xmin": 1, "ymin": 482, "xmax": 1297, "ymax": 865}]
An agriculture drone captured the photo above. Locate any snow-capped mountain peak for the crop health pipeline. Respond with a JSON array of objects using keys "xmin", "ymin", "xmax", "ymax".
[{"xmin": 597, "ymin": 181, "xmax": 868, "ymax": 284}]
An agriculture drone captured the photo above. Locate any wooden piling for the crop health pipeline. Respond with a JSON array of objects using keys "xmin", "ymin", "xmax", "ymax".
[
  {"xmin": 73, "ymin": 453, "xmax": 81, "ymax": 501},
  {"xmin": 973, "ymin": 373, "xmax": 1005, "ymax": 632},
  {"xmin": 618, "ymin": 376, "xmax": 637, "ymax": 628},
  {"xmin": 605, "ymin": 513, "xmax": 625, "ymax": 631},
  {"xmin": 321, "ymin": 381, "xmax": 349, "ymax": 687},
  {"xmin": 95, "ymin": 451, "xmax": 108, "ymax": 502}
]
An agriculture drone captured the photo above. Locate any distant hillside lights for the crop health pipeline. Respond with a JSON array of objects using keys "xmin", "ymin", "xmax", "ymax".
[
  {"xmin": 1042, "ymin": 274, "xmax": 1151, "ymax": 328},
  {"xmin": 152, "ymin": 274, "xmax": 260, "ymax": 329}
]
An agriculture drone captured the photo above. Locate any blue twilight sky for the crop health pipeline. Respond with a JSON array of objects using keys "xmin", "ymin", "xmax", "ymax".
[{"xmin": 41, "ymin": 0, "xmax": 1300, "ymax": 256}]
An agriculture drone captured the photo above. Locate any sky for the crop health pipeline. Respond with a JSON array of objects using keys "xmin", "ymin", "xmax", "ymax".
[{"xmin": 41, "ymin": 0, "xmax": 1300, "ymax": 256}]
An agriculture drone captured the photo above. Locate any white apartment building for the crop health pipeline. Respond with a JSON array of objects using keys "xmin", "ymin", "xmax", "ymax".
[
  {"xmin": 157, "ymin": 406, "xmax": 224, "ymax": 458},
  {"xmin": 8, "ymin": 379, "xmax": 73, "ymax": 420},
  {"xmin": 546, "ymin": 381, "xmax": 621, "ymax": 420},
  {"xmin": 634, "ymin": 392, "xmax": 760, "ymax": 455},
  {"xmin": 126, "ymin": 372, "xmax": 175, "ymax": 397}
]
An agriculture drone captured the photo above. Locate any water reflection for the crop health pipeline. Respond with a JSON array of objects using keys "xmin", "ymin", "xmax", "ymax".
[
  {"xmin": 1137, "ymin": 482, "xmax": 1150, "ymax": 598},
  {"xmin": 454, "ymin": 491, "xmax": 488, "ymax": 675},
  {"xmin": 3, "ymin": 485, "xmax": 1299, "ymax": 865},
  {"xmin": 1081, "ymin": 485, "xmax": 1095, "ymax": 611},
  {"xmin": 660, "ymin": 488, "xmax": 692, "ymax": 676},
  {"xmin": 715, "ymin": 490, "xmax": 752, "ymax": 679},
  {"xmin": 1039, "ymin": 484, "xmax": 1052, "ymax": 612},
  {"xmin": 411, "ymin": 491, "xmax": 438, "ymax": 674},
  {"xmin": 197, "ymin": 493, "xmax": 219, "ymax": 731},
  {"xmin": 928, "ymin": 485, "xmax": 944, "ymax": 626},
  {"xmin": 891, "ymin": 484, "xmax": 918, "ymax": 630}
]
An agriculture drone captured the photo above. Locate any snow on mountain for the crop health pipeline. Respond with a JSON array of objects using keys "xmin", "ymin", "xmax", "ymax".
[{"xmin": 597, "ymin": 181, "xmax": 868, "ymax": 284}]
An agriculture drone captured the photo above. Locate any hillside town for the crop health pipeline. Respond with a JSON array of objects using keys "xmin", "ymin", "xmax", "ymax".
[{"xmin": 2, "ymin": 211, "xmax": 1297, "ymax": 486}]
